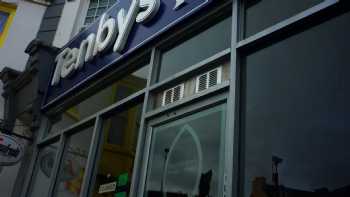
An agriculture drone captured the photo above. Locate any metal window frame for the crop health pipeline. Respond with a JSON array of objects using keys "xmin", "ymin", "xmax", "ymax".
[
  {"xmin": 84, "ymin": 0, "xmax": 119, "ymax": 26},
  {"xmin": 85, "ymin": 92, "xmax": 146, "ymax": 197},
  {"xmin": 21, "ymin": 2, "xmax": 235, "ymax": 196},
  {"xmin": 46, "ymin": 116, "xmax": 96, "ymax": 197},
  {"xmin": 230, "ymin": 0, "xmax": 344, "ymax": 197},
  {"xmin": 22, "ymin": 134, "xmax": 61, "ymax": 197},
  {"xmin": 139, "ymin": 91, "xmax": 229, "ymax": 197},
  {"xmin": 237, "ymin": 0, "xmax": 340, "ymax": 52},
  {"xmin": 19, "ymin": 0, "xmax": 347, "ymax": 196}
]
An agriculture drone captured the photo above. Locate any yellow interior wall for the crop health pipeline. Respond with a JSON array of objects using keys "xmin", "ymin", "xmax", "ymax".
[
  {"xmin": 0, "ymin": 2, "xmax": 16, "ymax": 48},
  {"xmin": 98, "ymin": 77, "xmax": 142, "ymax": 177}
]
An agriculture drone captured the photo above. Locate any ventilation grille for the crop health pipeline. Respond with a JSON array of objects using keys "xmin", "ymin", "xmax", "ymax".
[
  {"xmin": 195, "ymin": 67, "xmax": 222, "ymax": 93},
  {"xmin": 162, "ymin": 84, "xmax": 185, "ymax": 106}
]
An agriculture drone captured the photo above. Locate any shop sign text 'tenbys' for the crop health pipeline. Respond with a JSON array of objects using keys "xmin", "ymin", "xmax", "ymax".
[{"xmin": 43, "ymin": 0, "xmax": 212, "ymax": 108}]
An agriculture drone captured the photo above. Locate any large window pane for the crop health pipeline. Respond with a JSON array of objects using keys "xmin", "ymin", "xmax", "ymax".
[
  {"xmin": 146, "ymin": 104, "xmax": 227, "ymax": 196},
  {"xmin": 157, "ymin": 17, "xmax": 232, "ymax": 82},
  {"xmin": 53, "ymin": 126, "xmax": 94, "ymax": 197},
  {"xmin": 48, "ymin": 65, "xmax": 149, "ymax": 136},
  {"xmin": 91, "ymin": 103, "xmax": 143, "ymax": 197},
  {"xmin": 244, "ymin": 0, "xmax": 323, "ymax": 38},
  {"xmin": 242, "ymin": 11, "xmax": 350, "ymax": 197},
  {"xmin": 29, "ymin": 142, "xmax": 59, "ymax": 197}
]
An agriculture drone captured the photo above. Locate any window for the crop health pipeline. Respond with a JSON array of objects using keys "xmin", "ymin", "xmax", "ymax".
[
  {"xmin": 145, "ymin": 104, "xmax": 227, "ymax": 196},
  {"xmin": 157, "ymin": 16, "xmax": 232, "ymax": 82},
  {"xmin": 243, "ymin": 0, "xmax": 323, "ymax": 38},
  {"xmin": 28, "ymin": 142, "xmax": 60, "ymax": 197},
  {"xmin": 84, "ymin": 0, "xmax": 118, "ymax": 27},
  {"xmin": 53, "ymin": 126, "xmax": 94, "ymax": 197},
  {"xmin": 0, "ymin": 3, "xmax": 16, "ymax": 47},
  {"xmin": 90, "ymin": 102, "xmax": 143, "ymax": 197},
  {"xmin": 242, "ymin": 11, "xmax": 350, "ymax": 197},
  {"xmin": 47, "ymin": 64, "xmax": 149, "ymax": 136}
]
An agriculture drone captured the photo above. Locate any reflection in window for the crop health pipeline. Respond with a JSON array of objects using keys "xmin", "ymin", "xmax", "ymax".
[
  {"xmin": 47, "ymin": 65, "xmax": 149, "ymax": 136},
  {"xmin": 157, "ymin": 17, "xmax": 232, "ymax": 82},
  {"xmin": 29, "ymin": 142, "xmax": 59, "ymax": 197},
  {"xmin": 146, "ymin": 104, "xmax": 226, "ymax": 196},
  {"xmin": 53, "ymin": 126, "xmax": 94, "ymax": 197},
  {"xmin": 91, "ymin": 103, "xmax": 143, "ymax": 197},
  {"xmin": 242, "ymin": 11, "xmax": 350, "ymax": 197},
  {"xmin": 244, "ymin": 0, "xmax": 323, "ymax": 38}
]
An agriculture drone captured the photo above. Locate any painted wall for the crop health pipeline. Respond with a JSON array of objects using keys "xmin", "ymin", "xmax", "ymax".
[
  {"xmin": 0, "ymin": 0, "xmax": 46, "ymax": 71},
  {"xmin": 53, "ymin": 0, "xmax": 89, "ymax": 47}
]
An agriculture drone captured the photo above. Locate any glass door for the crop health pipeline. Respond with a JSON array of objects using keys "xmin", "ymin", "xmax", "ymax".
[
  {"xmin": 145, "ymin": 103, "xmax": 227, "ymax": 197},
  {"xmin": 90, "ymin": 102, "xmax": 144, "ymax": 197}
]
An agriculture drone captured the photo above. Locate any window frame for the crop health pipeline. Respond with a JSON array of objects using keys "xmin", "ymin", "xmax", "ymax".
[
  {"xmin": 81, "ymin": 0, "xmax": 119, "ymax": 31},
  {"xmin": 0, "ymin": 2, "xmax": 16, "ymax": 48},
  {"xmin": 25, "ymin": 136, "xmax": 62, "ymax": 197},
  {"xmin": 20, "ymin": 0, "xmax": 348, "ymax": 196},
  {"xmin": 22, "ymin": 1, "xmax": 238, "ymax": 197},
  {"xmin": 232, "ymin": 0, "xmax": 345, "ymax": 197},
  {"xmin": 154, "ymin": 14, "xmax": 233, "ymax": 83},
  {"xmin": 50, "ymin": 119, "xmax": 96, "ymax": 197},
  {"xmin": 140, "ymin": 92, "xmax": 229, "ymax": 197}
]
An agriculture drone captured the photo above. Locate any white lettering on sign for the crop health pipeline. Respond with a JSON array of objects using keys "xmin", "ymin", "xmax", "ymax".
[
  {"xmin": 76, "ymin": 33, "xmax": 96, "ymax": 70},
  {"xmin": 174, "ymin": 0, "xmax": 186, "ymax": 10},
  {"xmin": 94, "ymin": 14, "xmax": 117, "ymax": 55},
  {"xmin": 98, "ymin": 182, "xmax": 117, "ymax": 194},
  {"xmin": 137, "ymin": 0, "xmax": 161, "ymax": 23},
  {"xmin": 51, "ymin": 0, "xmax": 162, "ymax": 86},
  {"xmin": 61, "ymin": 48, "xmax": 78, "ymax": 78},
  {"xmin": 114, "ymin": 0, "xmax": 139, "ymax": 53}
]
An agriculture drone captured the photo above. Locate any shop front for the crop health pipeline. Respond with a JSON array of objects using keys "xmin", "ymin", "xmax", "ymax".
[
  {"xmin": 25, "ymin": 1, "xmax": 233, "ymax": 196},
  {"xmin": 20, "ymin": 0, "xmax": 350, "ymax": 197}
]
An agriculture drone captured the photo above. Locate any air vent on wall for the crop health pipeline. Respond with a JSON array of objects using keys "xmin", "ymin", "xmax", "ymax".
[
  {"xmin": 162, "ymin": 84, "xmax": 185, "ymax": 106},
  {"xmin": 195, "ymin": 67, "xmax": 222, "ymax": 93}
]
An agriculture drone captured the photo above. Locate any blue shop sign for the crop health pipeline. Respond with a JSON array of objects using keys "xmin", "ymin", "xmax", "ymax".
[{"xmin": 43, "ymin": 0, "xmax": 212, "ymax": 109}]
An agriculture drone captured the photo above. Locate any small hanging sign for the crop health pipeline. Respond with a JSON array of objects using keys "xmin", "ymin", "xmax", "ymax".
[{"xmin": 0, "ymin": 133, "xmax": 24, "ymax": 166}]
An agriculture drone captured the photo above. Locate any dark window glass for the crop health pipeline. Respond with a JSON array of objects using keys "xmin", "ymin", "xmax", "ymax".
[
  {"xmin": 29, "ymin": 142, "xmax": 59, "ymax": 197},
  {"xmin": 244, "ymin": 0, "xmax": 323, "ymax": 38},
  {"xmin": 91, "ymin": 103, "xmax": 143, "ymax": 197},
  {"xmin": 146, "ymin": 104, "xmax": 227, "ymax": 196},
  {"xmin": 47, "ymin": 65, "xmax": 149, "ymax": 136},
  {"xmin": 242, "ymin": 12, "xmax": 350, "ymax": 197},
  {"xmin": 53, "ymin": 126, "xmax": 94, "ymax": 197},
  {"xmin": 158, "ymin": 17, "xmax": 232, "ymax": 82}
]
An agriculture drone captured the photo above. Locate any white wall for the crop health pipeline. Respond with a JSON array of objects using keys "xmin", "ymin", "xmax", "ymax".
[
  {"xmin": 53, "ymin": 0, "xmax": 89, "ymax": 47},
  {"xmin": 0, "ymin": 0, "xmax": 46, "ymax": 71}
]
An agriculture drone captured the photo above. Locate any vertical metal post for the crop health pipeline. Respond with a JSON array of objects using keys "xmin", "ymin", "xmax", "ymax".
[
  {"xmin": 19, "ymin": 117, "xmax": 50, "ymax": 197},
  {"xmin": 47, "ymin": 134, "xmax": 67, "ymax": 197},
  {"xmin": 80, "ymin": 117, "xmax": 103, "ymax": 197},
  {"xmin": 130, "ymin": 48, "xmax": 159, "ymax": 197},
  {"xmin": 225, "ymin": 0, "xmax": 239, "ymax": 197}
]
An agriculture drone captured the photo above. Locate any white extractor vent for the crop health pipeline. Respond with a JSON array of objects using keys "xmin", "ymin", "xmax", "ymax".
[
  {"xmin": 162, "ymin": 84, "xmax": 185, "ymax": 106},
  {"xmin": 195, "ymin": 67, "xmax": 222, "ymax": 93}
]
